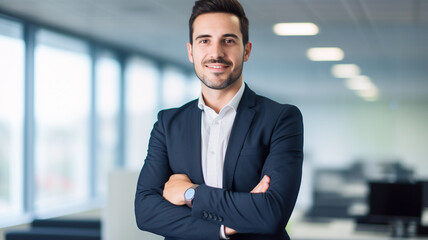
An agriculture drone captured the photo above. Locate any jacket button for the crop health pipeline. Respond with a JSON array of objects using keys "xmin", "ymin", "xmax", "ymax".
[
  {"xmin": 202, "ymin": 211, "xmax": 208, "ymax": 218},
  {"xmin": 208, "ymin": 213, "xmax": 213, "ymax": 219},
  {"xmin": 218, "ymin": 216, "xmax": 223, "ymax": 222}
]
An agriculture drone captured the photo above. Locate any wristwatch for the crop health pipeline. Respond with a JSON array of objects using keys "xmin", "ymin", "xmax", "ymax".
[{"xmin": 184, "ymin": 184, "xmax": 199, "ymax": 208}]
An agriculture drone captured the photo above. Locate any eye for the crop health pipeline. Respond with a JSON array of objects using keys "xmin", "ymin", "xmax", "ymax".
[
  {"xmin": 224, "ymin": 39, "xmax": 235, "ymax": 44},
  {"xmin": 200, "ymin": 39, "xmax": 209, "ymax": 44}
]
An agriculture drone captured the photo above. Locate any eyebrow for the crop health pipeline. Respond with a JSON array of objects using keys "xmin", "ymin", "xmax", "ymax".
[
  {"xmin": 223, "ymin": 33, "xmax": 239, "ymax": 39},
  {"xmin": 195, "ymin": 34, "xmax": 211, "ymax": 40},
  {"xmin": 194, "ymin": 33, "xmax": 240, "ymax": 41}
]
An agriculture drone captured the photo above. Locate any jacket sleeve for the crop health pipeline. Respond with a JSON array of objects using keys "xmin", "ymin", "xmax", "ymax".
[
  {"xmin": 134, "ymin": 111, "xmax": 220, "ymax": 240},
  {"xmin": 191, "ymin": 105, "xmax": 304, "ymax": 235}
]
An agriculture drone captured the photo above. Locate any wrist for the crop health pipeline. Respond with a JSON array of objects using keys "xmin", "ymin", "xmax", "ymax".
[
  {"xmin": 220, "ymin": 225, "xmax": 230, "ymax": 239},
  {"xmin": 225, "ymin": 226, "xmax": 237, "ymax": 236},
  {"xmin": 184, "ymin": 184, "xmax": 199, "ymax": 208}
]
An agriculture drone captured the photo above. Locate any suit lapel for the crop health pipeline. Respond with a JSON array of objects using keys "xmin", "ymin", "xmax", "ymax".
[
  {"xmin": 223, "ymin": 85, "xmax": 257, "ymax": 189},
  {"xmin": 188, "ymin": 103, "xmax": 205, "ymax": 184}
]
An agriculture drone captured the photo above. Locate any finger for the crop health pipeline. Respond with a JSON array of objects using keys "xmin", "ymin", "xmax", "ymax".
[
  {"xmin": 263, "ymin": 175, "xmax": 271, "ymax": 184},
  {"xmin": 251, "ymin": 181, "xmax": 265, "ymax": 193},
  {"xmin": 257, "ymin": 181, "xmax": 269, "ymax": 193},
  {"xmin": 250, "ymin": 185, "xmax": 260, "ymax": 193},
  {"xmin": 251, "ymin": 182, "xmax": 267, "ymax": 193},
  {"xmin": 251, "ymin": 175, "xmax": 270, "ymax": 193},
  {"xmin": 250, "ymin": 178, "xmax": 264, "ymax": 193}
]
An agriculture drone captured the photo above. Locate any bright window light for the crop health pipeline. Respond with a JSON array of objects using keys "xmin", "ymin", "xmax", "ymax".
[
  {"xmin": 125, "ymin": 56, "xmax": 160, "ymax": 169},
  {"xmin": 34, "ymin": 30, "xmax": 91, "ymax": 212},
  {"xmin": 95, "ymin": 52, "xmax": 120, "ymax": 196},
  {"xmin": 0, "ymin": 20, "xmax": 24, "ymax": 219},
  {"xmin": 162, "ymin": 66, "xmax": 188, "ymax": 109},
  {"xmin": 126, "ymin": 57, "xmax": 159, "ymax": 114},
  {"xmin": 307, "ymin": 47, "xmax": 344, "ymax": 61},
  {"xmin": 332, "ymin": 64, "xmax": 361, "ymax": 78},
  {"xmin": 273, "ymin": 22, "xmax": 319, "ymax": 36}
]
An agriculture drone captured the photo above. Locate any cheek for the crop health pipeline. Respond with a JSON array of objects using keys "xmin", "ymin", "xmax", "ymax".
[
  {"xmin": 230, "ymin": 49, "xmax": 245, "ymax": 61},
  {"xmin": 193, "ymin": 52, "xmax": 205, "ymax": 66}
]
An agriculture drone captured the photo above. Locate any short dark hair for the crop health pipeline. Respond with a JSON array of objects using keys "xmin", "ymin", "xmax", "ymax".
[{"xmin": 189, "ymin": 0, "xmax": 249, "ymax": 45}]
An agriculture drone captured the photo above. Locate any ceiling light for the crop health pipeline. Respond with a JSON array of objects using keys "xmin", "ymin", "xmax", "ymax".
[
  {"xmin": 273, "ymin": 22, "xmax": 319, "ymax": 36},
  {"xmin": 332, "ymin": 64, "xmax": 361, "ymax": 78},
  {"xmin": 307, "ymin": 47, "xmax": 344, "ymax": 61},
  {"xmin": 345, "ymin": 75, "xmax": 380, "ymax": 101},
  {"xmin": 345, "ymin": 76, "xmax": 373, "ymax": 90},
  {"xmin": 357, "ymin": 87, "xmax": 380, "ymax": 101}
]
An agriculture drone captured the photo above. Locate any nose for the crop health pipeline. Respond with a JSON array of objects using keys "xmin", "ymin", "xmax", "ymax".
[{"xmin": 209, "ymin": 40, "xmax": 225, "ymax": 59}]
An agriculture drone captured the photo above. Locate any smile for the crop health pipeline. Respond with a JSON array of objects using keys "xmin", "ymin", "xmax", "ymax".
[
  {"xmin": 208, "ymin": 65, "xmax": 226, "ymax": 68},
  {"xmin": 205, "ymin": 64, "xmax": 229, "ymax": 70}
]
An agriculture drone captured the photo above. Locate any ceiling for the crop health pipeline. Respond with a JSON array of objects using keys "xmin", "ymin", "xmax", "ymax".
[{"xmin": 0, "ymin": 0, "xmax": 427, "ymax": 103}]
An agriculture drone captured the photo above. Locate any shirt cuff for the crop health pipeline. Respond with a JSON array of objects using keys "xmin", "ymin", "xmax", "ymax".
[{"xmin": 219, "ymin": 225, "xmax": 230, "ymax": 239}]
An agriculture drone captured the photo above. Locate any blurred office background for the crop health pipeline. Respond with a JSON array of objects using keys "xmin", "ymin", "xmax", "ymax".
[{"xmin": 0, "ymin": 0, "xmax": 427, "ymax": 239}]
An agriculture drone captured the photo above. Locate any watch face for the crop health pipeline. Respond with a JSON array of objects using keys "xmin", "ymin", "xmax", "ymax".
[{"xmin": 185, "ymin": 188, "xmax": 195, "ymax": 200}]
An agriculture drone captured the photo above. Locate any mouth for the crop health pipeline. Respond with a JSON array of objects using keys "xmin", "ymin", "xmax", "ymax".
[
  {"xmin": 203, "ymin": 58, "xmax": 232, "ymax": 73},
  {"xmin": 205, "ymin": 64, "xmax": 229, "ymax": 71}
]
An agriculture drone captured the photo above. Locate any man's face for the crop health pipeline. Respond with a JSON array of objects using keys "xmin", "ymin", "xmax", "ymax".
[{"xmin": 187, "ymin": 12, "xmax": 252, "ymax": 90}]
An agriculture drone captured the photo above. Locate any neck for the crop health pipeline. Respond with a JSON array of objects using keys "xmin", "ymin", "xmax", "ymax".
[{"xmin": 201, "ymin": 80, "xmax": 242, "ymax": 114}]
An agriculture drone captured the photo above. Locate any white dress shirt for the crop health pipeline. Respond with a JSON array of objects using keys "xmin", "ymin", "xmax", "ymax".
[{"xmin": 197, "ymin": 82, "xmax": 245, "ymax": 239}]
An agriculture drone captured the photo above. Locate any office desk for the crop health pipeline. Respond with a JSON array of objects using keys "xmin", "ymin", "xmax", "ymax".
[{"xmin": 288, "ymin": 212, "xmax": 428, "ymax": 240}]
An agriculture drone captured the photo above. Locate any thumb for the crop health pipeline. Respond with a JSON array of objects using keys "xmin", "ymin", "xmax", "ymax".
[{"xmin": 262, "ymin": 175, "xmax": 271, "ymax": 183}]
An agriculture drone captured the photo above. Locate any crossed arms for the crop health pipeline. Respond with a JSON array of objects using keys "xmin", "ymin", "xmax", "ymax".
[
  {"xmin": 135, "ymin": 105, "xmax": 303, "ymax": 239},
  {"xmin": 163, "ymin": 174, "xmax": 271, "ymax": 236}
]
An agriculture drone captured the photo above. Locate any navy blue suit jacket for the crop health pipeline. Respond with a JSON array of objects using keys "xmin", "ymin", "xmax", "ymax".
[{"xmin": 135, "ymin": 85, "xmax": 303, "ymax": 240}]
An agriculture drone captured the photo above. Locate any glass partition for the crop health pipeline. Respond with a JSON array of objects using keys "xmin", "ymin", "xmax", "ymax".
[
  {"xmin": 125, "ymin": 56, "xmax": 160, "ymax": 169},
  {"xmin": 95, "ymin": 51, "xmax": 120, "ymax": 196},
  {"xmin": 34, "ymin": 29, "xmax": 91, "ymax": 212},
  {"xmin": 0, "ymin": 17, "xmax": 25, "ymax": 220}
]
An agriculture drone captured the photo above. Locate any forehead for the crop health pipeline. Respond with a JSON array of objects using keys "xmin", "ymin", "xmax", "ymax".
[{"xmin": 192, "ymin": 12, "xmax": 241, "ymax": 39}]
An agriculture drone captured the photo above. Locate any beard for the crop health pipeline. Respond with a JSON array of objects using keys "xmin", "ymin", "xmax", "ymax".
[{"xmin": 194, "ymin": 56, "xmax": 244, "ymax": 90}]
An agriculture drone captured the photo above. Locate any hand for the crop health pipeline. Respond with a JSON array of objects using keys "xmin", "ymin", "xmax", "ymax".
[
  {"xmin": 163, "ymin": 174, "xmax": 194, "ymax": 205},
  {"xmin": 251, "ymin": 175, "xmax": 270, "ymax": 193},
  {"xmin": 225, "ymin": 226, "xmax": 237, "ymax": 236},
  {"xmin": 225, "ymin": 175, "xmax": 271, "ymax": 236}
]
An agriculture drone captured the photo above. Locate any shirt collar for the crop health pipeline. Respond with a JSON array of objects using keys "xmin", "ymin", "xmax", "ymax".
[{"xmin": 197, "ymin": 82, "xmax": 245, "ymax": 113}]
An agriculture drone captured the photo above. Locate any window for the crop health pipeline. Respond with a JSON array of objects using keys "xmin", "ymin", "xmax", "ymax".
[
  {"xmin": 34, "ymin": 29, "xmax": 91, "ymax": 213},
  {"xmin": 0, "ymin": 17, "xmax": 24, "ymax": 220},
  {"xmin": 162, "ymin": 66, "xmax": 190, "ymax": 109},
  {"xmin": 125, "ymin": 57, "xmax": 159, "ymax": 169},
  {"xmin": 0, "ymin": 12, "xmax": 192, "ymax": 226},
  {"xmin": 189, "ymin": 75, "xmax": 201, "ymax": 100},
  {"xmin": 95, "ymin": 51, "xmax": 120, "ymax": 196}
]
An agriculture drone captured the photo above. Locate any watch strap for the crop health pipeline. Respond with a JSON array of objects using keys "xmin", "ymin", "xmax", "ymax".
[{"xmin": 185, "ymin": 184, "xmax": 199, "ymax": 208}]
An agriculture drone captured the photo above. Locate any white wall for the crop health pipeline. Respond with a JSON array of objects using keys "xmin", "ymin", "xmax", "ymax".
[
  {"xmin": 299, "ymin": 99, "xmax": 428, "ymax": 177},
  {"xmin": 288, "ymin": 98, "xmax": 428, "ymax": 210},
  {"xmin": 103, "ymin": 170, "xmax": 162, "ymax": 240}
]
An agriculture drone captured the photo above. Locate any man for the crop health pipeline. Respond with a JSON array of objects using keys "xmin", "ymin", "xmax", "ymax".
[{"xmin": 135, "ymin": 0, "xmax": 303, "ymax": 239}]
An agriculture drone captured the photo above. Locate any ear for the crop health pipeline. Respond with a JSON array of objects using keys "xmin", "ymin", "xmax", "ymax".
[
  {"xmin": 243, "ymin": 41, "xmax": 252, "ymax": 62},
  {"xmin": 187, "ymin": 42, "xmax": 194, "ymax": 63}
]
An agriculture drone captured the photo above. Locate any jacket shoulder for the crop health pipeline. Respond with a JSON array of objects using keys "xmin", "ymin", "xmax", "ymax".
[
  {"xmin": 254, "ymin": 94, "xmax": 302, "ymax": 116},
  {"xmin": 157, "ymin": 99, "xmax": 199, "ymax": 121}
]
